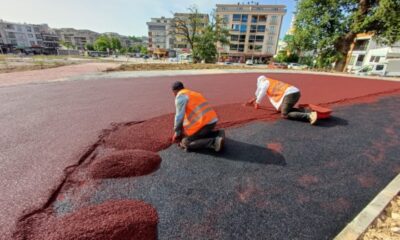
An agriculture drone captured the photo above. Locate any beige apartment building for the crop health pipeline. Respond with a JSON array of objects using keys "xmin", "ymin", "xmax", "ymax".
[{"xmin": 216, "ymin": 3, "xmax": 286, "ymax": 63}]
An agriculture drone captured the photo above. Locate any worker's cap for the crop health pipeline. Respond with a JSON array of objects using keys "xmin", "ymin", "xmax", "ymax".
[
  {"xmin": 257, "ymin": 75, "xmax": 267, "ymax": 82},
  {"xmin": 172, "ymin": 81, "xmax": 184, "ymax": 91}
]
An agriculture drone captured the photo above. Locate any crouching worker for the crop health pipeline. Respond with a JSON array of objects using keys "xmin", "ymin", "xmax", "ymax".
[
  {"xmin": 171, "ymin": 81, "xmax": 225, "ymax": 152},
  {"xmin": 247, "ymin": 75, "xmax": 318, "ymax": 125}
]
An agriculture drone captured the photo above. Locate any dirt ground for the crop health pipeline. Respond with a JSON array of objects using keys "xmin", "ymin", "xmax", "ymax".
[
  {"xmin": 361, "ymin": 194, "xmax": 400, "ymax": 240},
  {"xmin": 105, "ymin": 63, "xmax": 263, "ymax": 72}
]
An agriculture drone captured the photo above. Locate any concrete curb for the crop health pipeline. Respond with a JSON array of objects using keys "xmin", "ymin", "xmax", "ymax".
[
  {"xmin": 60, "ymin": 69, "xmax": 400, "ymax": 83},
  {"xmin": 334, "ymin": 173, "xmax": 400, "ymax": 240}
]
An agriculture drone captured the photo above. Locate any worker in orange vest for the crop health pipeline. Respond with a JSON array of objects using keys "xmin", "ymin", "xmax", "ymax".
[
  {"xmin": 171, "ymin": 81, "xmax": 225, "ymax": 152},
  {"xmin": 247, "ymin": 75, "xmax": 318, "ymax": 124}
]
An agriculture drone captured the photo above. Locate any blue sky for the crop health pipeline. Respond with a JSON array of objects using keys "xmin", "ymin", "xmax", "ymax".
[{"xmin": 1, "ymin": 0, "xmax": 296, "ymax": 39}]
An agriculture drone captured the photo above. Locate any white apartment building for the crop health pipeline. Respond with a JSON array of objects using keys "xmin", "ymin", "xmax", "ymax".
[
  {"xmin": 0, "ymin": 20, "xmax": 59, "ymax": 53},
  {"xmin": 146, "ymin": 17, "xmax": 173, "ymax": 51}
]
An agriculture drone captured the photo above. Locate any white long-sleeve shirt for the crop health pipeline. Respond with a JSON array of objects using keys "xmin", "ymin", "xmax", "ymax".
[{"xmin": 255, "ymin": 77, "xmax": 299, "ymax": 110}]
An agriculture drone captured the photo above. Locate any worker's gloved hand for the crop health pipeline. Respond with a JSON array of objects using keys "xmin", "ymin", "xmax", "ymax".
[
  {"xmin": 172, "ymin": 133, "xmax": 181, "ymax": 143},
  {"xmin": 254, "ymin": 103, "xmax": 260, "ymax": 110}
]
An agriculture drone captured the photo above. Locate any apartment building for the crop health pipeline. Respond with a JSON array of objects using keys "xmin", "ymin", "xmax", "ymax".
[
  {"xmin": 216, "ymin": 3, "xmax": 286, "ymax": 63},
  {"xmin": 147, "ymin": 17, "xmax": 172, "ymax": 52},
  {"xmin": 55, "ymin": 28, "xmax": 100, "ymax": 50},
  {"xmin": 0, "ymin": 20, "xmax": 59, "ymax": 53}
]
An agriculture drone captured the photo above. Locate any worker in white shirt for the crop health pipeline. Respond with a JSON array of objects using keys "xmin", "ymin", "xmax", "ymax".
[{"xmin": 247, "ymin": 75, "xmax": 318, "ymax": 125}]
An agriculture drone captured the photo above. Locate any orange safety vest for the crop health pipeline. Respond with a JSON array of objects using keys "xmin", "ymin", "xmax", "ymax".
[
  {"xmin": 177, "ymin": 89, "xmax": 218, "ymax": 136},
  {"xmin": 266, "ymin": 78, "xmax": 292, "ymax": 103}
]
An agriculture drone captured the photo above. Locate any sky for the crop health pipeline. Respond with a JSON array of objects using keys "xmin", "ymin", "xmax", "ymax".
[{"xmin": 1, "ymin": 0, "xmax": 296, "ymax": 39}]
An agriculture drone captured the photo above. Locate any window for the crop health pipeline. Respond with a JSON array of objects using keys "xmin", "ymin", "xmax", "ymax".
[
  {"xmin": 26, "ymin": 27, "xmax": 32, "ymax": 32},
  {"xmin": 250, "ymin": 25, "xmax": 257, "ymax": 33},
  {"xmin": 271, "ymin": 16, "xmax": 278, "ymax": 24},
  {"xmin": 28, "ymin": 34, "xmax": 34, "ymax": 38},
  {"xmin": 259, "ymin": 15, "xmax": 267, "ymax": 22},
  {"xmin": 249, "ymin": 35, "xmax": 256, "ymax": 43},
  {"xmin": 255, "ymin": 45, "xmax": 262, "ymax": 52},
  {"xmin": 249, "ymin": 45, "xmax": 254, "ymax": 50},
  {"xmin": 230, "ymin": 44, "xmax": 238, "ymax": 50},
  {"xmin": 30, "ymin": 41, "xmax": 36, "ymax": 46},
  {"xmin": 256, "ymin": 36, "xmax": 264, "ymax": 42},
  {"xmin": 233, "ymin": 14, "xmax": 241, "ymax": 21},
  {"xmin": 354, "ymin": 39, "xmax": 369, "ymax": 51},
  {"xmin": 374, "ymin": 56, "xmax": 380, "ymax": 63},
  {"xmin": 230, "ymin": 35, "xmax": 239, "ymax": 41},
  {"xmin": 369, "ymin": 56, "xmax": 375, "ymax": 62},
  {"xmin": 376, "ymin": 65, "xmax": 384, "ymax": 71},
  {"xmin": 269, "ymin": 26, "xmax": 275, "ymax": 34},
  {"xmin": 238, "ymin": 44, "xmax": 245, "ymax": 52},
  {"xmin": 240, "ymin": 24, "xmax": 247, "ymax": 32},
  {"xmin": 239, "ymin": 35, "xmax": 246, "ymax": 42},
  {"xmin": 8, "ymin": 32, "xmax": 16, "ymax": 38},
  {"xmin": 241, "ymin": 14, "xmax": 248, "ymax": 22},
  {"xmin": 231, "ymin": 24, "xmax": 240, "ymax": 31},
  {"xmin": 251, "ymin": 15, "xmax": 258, "ymax": 23},
  {"xmin": 257, "ymin": 25, "xmax": 265, "ymax": 32},
  {"xmin": 268, "ymin": 36, "xmax": 274, "ymax": 41}
]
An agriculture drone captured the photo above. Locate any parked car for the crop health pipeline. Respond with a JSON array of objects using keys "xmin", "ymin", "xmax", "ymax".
[
  {"xmin": 245, "ymin": 59, "xmax": 254, "ymax": 65},
  {"xmin": 288, "ymin": 63, "xmax": 308, "ymax": 70},
  {"xmin": 168, "ymin": 57, "xmax": 178, "ymax": 62},
  {"xmin": 268, "ymin": 62, "xmax": 288, "ymax": 69}
]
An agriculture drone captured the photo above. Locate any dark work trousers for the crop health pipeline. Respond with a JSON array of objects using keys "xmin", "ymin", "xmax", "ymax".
[
  {"xmin": 280, "ymin": 92, "xmax": 310, "ymax": 121},
  {"xmin": 181, "ymin": 122, "xmax": 220, "ymax": 151}
]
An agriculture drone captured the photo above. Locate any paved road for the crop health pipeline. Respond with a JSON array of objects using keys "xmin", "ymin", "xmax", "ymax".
[{"xmin": 1, "ymin": 73, "xmax": 400, "ymax": 239}]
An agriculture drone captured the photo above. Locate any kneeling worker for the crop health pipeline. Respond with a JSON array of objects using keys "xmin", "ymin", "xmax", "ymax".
[
  {"xmin": 171, "ymin": 81, "xmax": 225, "ymax": 152},
  {"xmin": 247, "ymin": 75, "xmax": 318, "ymax": 125}
]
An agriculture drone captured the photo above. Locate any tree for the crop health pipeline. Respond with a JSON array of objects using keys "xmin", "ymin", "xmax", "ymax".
[
  {"xmin": 171, "ymin": 6, "xmax": 230, "ymax": 63},
  {"xmin": 129, "ymin": 36, "xmax": 143, "ymax": 43},
  {"xmin": 194, "ymin": 13, "xmax": 230, "ymax": 63},
  {"xmin": 93, "ymin": 35, "xmax": 122, "ymax": 52},
  {"xmin": 292, "ymin": 0, "xmax": 400, "ymax": 71},
  {"xmin": 170, "ymin": 6, "xmax": 209, "ymax": 61},
  {"xmin": 59, "ymin": 41, "xmax": 75, "ymax": 50},
  {"xmin": 85, "ymin": 43, "xmax": 95, "ymax": 51},
  {"xmin": 140, "ymin": 46, "xmax": 148, "ymax": 55}
]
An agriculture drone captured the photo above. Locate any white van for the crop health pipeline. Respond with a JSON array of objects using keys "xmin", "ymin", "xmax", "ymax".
[{"xmin": 355, "ymin": 59, "xmax": 400, "ymax": 77}]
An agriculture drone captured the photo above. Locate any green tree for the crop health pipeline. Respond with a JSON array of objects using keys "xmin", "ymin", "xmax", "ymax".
[
  {"xmin": 140, "ymin": 46, "xmax": 148, "ymax": 55},
  {"xmin": 93, "ymin": 35, "xmax": 122, "ymax": 52},
  {"xmin": 293, "ymin": 0, "xmax": 400, "ymax": 71},
  {"xmin": 59, "ymin": 41, "xmax": 75, "ymax": 50},
  {"xmin": 194, "ymin": 12, "xmax": 230, "ymax": 63},
  {"xmin": 85, "ymin": 43, "xmax": 95, "ymax": 51}
]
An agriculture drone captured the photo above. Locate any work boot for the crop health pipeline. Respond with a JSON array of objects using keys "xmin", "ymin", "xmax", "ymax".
[
  {"xmin": 213, "ymin": 129, "xmax": 225, "ymax": 152},
  {"xmin": 309, "ymin": 111, "xmax": 318, "ymax": 125}
]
